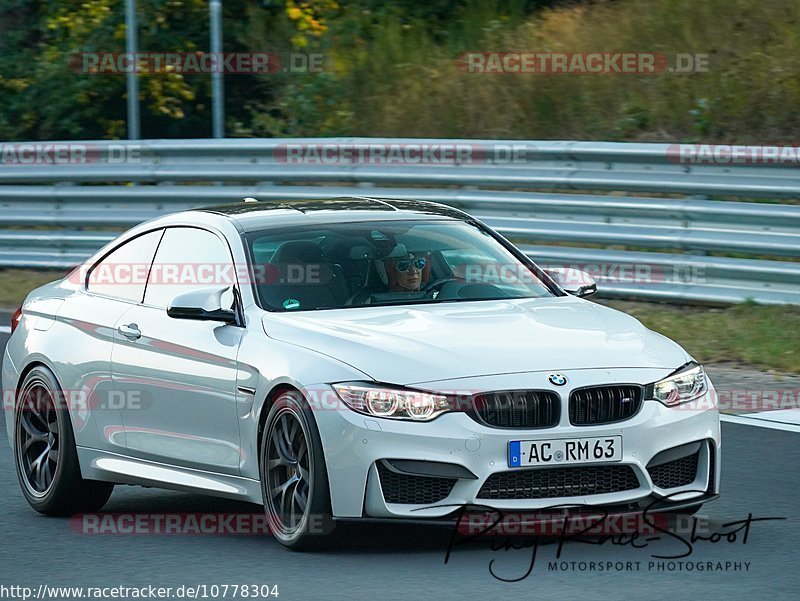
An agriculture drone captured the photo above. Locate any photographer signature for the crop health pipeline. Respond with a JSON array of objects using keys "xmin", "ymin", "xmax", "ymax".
[{"xmin": 436, "ymin": 491, "xmax": 785, "ymax": 582}]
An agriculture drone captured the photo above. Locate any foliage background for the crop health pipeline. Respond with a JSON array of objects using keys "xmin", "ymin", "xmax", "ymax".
[{"xmin": 1, "ymin": 0, "xmax": 798, "ymax": 142}]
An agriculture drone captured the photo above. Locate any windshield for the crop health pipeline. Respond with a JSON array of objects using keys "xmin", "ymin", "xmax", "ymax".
[{"xmin": 246, "ymin": 219, "xmax": 555, "ymax": 312}]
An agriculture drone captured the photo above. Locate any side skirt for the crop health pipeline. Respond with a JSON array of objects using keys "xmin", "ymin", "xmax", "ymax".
[{"xmin": 76, "ymin": 446, "xmax": 264, "ymax": 504}]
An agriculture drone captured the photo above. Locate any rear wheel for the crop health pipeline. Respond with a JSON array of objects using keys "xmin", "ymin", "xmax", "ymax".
[
  {"xmin": 260, "ymin": 390, "xmax": 334, "ymax": 550},
  {"xmin": 14, "ymin": 366, "xmax": 114, "ymax": 516}
]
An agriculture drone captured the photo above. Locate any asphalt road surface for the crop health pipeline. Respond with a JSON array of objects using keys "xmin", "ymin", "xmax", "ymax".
[{"xmin": 0, "ymin": 328, "xmax": 798, "ymax": 601}]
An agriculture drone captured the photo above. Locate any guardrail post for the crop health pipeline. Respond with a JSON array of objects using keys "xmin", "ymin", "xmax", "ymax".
[
  {"xmin": 124, "ymin": 0, "xmax": 140, "ymax": 140},
  {"xmin": 210, "ymin": 0, "xmax": 225, "ymax": 139}
]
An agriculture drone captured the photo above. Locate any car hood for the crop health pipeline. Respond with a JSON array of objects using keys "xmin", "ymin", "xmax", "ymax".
[{"xmin": 261, "ymin": 296, "xmax": 691, "ymax": 386}]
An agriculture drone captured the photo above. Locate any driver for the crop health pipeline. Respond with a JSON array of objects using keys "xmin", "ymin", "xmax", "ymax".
[{"xmin": 385, "ymin": 252, "xmax": 429, "ymax": 292}]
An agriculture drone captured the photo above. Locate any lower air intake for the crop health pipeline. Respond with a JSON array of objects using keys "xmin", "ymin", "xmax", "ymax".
[
  {"xmin": 478, "ymin": 465, "xmax": 640, "ymax": 500},
  {"xmin": 377, "ymin": 462, "xmax": 457, "ymax": 504},
  {"xmin": 648, "ymin": 450, "xmax": 700, "ymax": 489}
]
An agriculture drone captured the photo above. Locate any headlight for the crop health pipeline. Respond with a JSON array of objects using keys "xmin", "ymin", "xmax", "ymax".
[
  {"xmin": 332, "ymin": 383, "xmax": 454, "ymax": 421},
  {"xmin": 646, "ymin": 363, "xmax": 707, "ymax": 406}
]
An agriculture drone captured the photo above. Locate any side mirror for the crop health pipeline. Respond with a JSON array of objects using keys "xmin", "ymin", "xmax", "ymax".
[
  {"xmin": 545, "ymin": 268, "xmax": 597, "ymax": 298},
  {"xmin": 167, "ymin": 286, "xmax": 238, "ymax": 323}
]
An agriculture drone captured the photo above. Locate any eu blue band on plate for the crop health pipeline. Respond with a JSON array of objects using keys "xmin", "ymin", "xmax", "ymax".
[{"xmin": 508, "ymin": 440, "xmax": 521, "ymax": 467}]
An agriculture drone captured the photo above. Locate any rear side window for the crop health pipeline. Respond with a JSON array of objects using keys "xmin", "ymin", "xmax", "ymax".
[
  {"xmin": 87, "ymin": 230, "xmax": 163, "ymax": 302},
  {"xmin": 143, "ymin": 227, "xmax": 236, "ymax": 308}
]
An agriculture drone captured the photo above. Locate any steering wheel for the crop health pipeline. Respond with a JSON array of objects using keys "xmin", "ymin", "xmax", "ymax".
[{"xmin": 423, "ymin": 277, "xmax": 460, "ymax": 297}]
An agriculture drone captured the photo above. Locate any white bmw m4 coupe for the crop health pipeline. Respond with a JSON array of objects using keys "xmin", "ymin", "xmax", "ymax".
[{"xmin": 3, "ymin": 197, "xmax": 720, "ymax": 549}]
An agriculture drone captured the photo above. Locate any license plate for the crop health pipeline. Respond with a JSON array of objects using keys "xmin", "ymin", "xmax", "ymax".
[{"xmin": 508, "ymin": 436, "xmax": 622, "ymax": 467}]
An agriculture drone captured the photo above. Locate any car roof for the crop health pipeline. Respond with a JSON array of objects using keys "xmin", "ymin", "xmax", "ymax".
[{"xmin": 198, "ymin": 196, "xmax": 470, "ymax": 231}]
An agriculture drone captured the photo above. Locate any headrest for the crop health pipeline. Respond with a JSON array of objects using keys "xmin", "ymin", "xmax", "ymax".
[
  {"xmin": 271, "ymin": 240, "xmax": 324, "ymax": 264},
  {"xmin": 321, "ymin": 237, "xmax": 377, "ymax": 262}
]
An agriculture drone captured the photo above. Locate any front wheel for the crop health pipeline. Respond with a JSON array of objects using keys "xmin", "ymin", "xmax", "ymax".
[
  {"xmin": 260, "ymin": 390, "xmax": 334, "ymax": 550},
  {"xmin": 14, "ymin": 365, "xmax": 114, "ymax": 515}
]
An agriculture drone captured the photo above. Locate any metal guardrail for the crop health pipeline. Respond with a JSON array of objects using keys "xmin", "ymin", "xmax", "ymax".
[{"xmin": 1, "ymin": 138, "xmax": 799, "ymax": 304}]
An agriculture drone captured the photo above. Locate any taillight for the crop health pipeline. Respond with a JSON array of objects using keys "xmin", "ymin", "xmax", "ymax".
[{"xmin": 10, "ymin": 305, "xmax": 22, "ymax": 334}]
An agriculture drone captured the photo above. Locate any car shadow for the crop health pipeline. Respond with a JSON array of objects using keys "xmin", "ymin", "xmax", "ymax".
[{"xmin": 93, "ymin": 488, "xmax": 469, "ymax": 553}]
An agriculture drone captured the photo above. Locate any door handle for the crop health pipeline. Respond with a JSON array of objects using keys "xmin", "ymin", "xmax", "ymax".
[{"xmin": 118, "ymin": 323, "xmax": 141, "ymax": 340}]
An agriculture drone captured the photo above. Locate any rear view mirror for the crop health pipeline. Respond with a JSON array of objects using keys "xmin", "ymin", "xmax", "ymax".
[
  {"xmin": 167, "ymin": 286, "xmax": 238, "ymax": 323},
  {"xmin": 545, "ymin": 268, "xmax": 598, "ymax": 298}
]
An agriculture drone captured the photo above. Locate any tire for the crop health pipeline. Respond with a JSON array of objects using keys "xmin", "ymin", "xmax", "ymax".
[
  {"xmin": 14, "ymin": 365, "xmax": 114, "ymax": 516},
  {"xmin": 259, "ymin": 390, "xmax": 335, "ymax": 550}
]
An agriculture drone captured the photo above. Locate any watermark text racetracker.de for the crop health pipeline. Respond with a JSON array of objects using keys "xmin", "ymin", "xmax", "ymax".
[
  {"xmin": 4, "ymin": 387, "xmax": 149, "ymax": 414},
  {"xmin": 668, "ymin": 144, "xmax": 800, "ymax": 165},
  {"xmin": 70, "ymin": 51, "xmax": 325, "ymax": 74},
  {"xmin": 0, "ymin": 143, "xmax": 141, "ymax": 165},
  {"xmin": 273, "ymin": 142, "xmax": 516, "ymax": 164},
  {"xmin": 455, "ymin": 52, "xmax": 709, "ymax": 74},
  {"xmin": 69, "ymin": 512, "xmax": 282, "ymax": 535},
  {"xmin": 73, "ymin": 261, "xmax": 333, "ymax": 288}
]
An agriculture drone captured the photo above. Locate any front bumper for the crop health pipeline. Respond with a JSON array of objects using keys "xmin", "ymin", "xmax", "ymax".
[{"xmin": 312, "ymin": 368, "xmax": 721, "ymax": 518}]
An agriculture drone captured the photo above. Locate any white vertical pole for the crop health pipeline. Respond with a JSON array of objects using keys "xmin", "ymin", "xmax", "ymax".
[
  {"xmin": 125, "ymin": 0, "xmax": 140, "ymax": 139},
  {"xmin": 210, "ymin": 0, "xmax": 224, "ymax": 138}
]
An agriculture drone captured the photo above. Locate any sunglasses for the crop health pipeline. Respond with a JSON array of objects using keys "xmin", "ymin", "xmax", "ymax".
[{"xmin": 394, "ymin": 258, "xmax": 427, "ymax": 272}]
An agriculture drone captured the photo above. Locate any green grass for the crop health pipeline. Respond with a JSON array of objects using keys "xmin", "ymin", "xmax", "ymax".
[
  {"xmin": 604, "ymin": 300, "xmax": 800, "ymax": 374},
  {"xmin": 0, "ymin": 269, "xmax": 64, "ymax": 309},
  {"xmin": 276, "ymin": 0, "xmax": 800, "ymax": 144}
]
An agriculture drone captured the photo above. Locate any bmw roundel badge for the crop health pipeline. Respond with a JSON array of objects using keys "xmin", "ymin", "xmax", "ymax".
[{"xmin": 548, "ymin": 372, "xmax": 567, "ymax": 386}]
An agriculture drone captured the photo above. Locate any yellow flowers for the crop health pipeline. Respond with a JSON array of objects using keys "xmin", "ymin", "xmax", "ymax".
[{"xmin": 285, "ymin": 0, "xmax": 338, "ymax": 48}]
